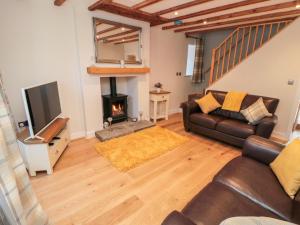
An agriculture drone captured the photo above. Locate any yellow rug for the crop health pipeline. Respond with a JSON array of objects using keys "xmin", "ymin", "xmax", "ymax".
[{"xmin": 95, "ymin": 126, "xmax": 189, "ymax": 171}]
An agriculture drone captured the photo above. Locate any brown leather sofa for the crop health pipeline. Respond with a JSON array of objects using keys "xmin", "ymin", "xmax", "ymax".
[
  {"xmin": 161, "ymin": 136, "xmax": 300, "ymax": 225},
  {"xmin": 181, "ymin": 90, "xmax": 279, "ymax": 147}
]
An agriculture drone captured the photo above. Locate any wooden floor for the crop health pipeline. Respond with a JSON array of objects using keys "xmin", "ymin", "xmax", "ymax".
[{"xmin": 31, "ymin": 113, "xmax": 240, "ymax": 225}]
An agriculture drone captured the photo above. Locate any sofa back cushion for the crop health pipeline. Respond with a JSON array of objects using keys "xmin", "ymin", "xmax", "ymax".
[{"xmin": 206, "ymin": 90, "xmax": 279, "ymax": 122}]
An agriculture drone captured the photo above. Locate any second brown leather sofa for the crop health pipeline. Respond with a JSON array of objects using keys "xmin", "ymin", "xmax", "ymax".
[
  {"xmin": 181, "ymin": 90, "xmax": 279, "ymax": 147},
  {"xmin": 161, "ymin": 136, "xmax": 300, "ymax": 225}
]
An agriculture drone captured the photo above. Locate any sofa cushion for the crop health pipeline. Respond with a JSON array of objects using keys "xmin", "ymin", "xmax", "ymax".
[
  {"xmin": 214, "ymin": 157, "xmax": 293, "ymax": 221},
  {"xmin": 190, "ymin": 113, "xmax": 225, "ymax": 129},
  {"xmin": 216, "ymin": 119, "xmax": 255, "ymax": 139},
  {"xmin": 194, "ymin": 92, "xmax": 221, "ymax": 114},
  {"xmin": 271, "ymin": 139, "xmax": 300, "ymax": 199},
  {"xmin": 182, "ymin": 182, "xmax": 280, "ymax": 225}
]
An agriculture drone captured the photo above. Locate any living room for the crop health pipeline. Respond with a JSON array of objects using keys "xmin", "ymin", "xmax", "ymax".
[{"xmin": 0, "ymin": 0, "xmax": 300, "ymax": 225}]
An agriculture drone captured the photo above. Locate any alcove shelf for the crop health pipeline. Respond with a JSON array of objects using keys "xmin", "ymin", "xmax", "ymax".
[{"xmin": 87, "ymin": 66, "xmax": 150, "ymax": 75}]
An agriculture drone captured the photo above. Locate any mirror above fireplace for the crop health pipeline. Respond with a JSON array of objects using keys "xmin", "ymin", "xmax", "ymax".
[{"xmin": 93, "ymin": 18, "xmax": 142, "ymax": 65}]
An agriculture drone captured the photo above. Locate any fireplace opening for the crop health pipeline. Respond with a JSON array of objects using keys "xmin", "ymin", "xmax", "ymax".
[
  {"xmin": 112, "ymin": 101, "xmax": 125, "ymax": 116},
  {"xmin": 102, "ymin": 77, "xmax": 128, "ymax": 124}
]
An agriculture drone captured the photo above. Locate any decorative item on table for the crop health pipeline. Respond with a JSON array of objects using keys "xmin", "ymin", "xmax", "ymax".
[
  {"xmin": 131, "ymin": 117, "xmax": 138, "ymax": 122},
  {"xmin": 103, "ymin": 122, "xmax": 109, "ymax": 129},
  {"xmin": 120, "ymin": 60, "xmax": 125, "ymax": 68},
  {"xmin": 107, "ymin": 117, "xmax": 113, "ymax": 130},
  {"xmin": 139, "ymin": 111, "xmax": 143, "ymax": 121},
  {"xmin": 154, "ymin": 82, "xmax": 162, "ymax": 93}
]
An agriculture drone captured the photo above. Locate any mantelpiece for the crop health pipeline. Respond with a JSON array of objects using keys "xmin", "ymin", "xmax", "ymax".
[{"xmin": 87, "ymin": 66, "xmax": 150, "ymax": 75}]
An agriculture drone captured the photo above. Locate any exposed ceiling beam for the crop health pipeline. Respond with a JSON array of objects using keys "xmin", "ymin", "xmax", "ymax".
[
  {"xmin": 185, "ymin": 18, "xmax": 294, "ymax": 35},
  {"xmin": 132, "ymin": 0, "xmax": 164, "ymax": 10},
  {"xmin": 115, "ymin": 39, "xmax": 139, "ymax": 45},
  {"xmin": 163, "ymin": 0, "xmax": 298, "ymax": 30},
  {"xmin": 97, "ymin": 26, "xmax": 120, "ymax": 35},
  {"xmin": 88, "ymin": 0, "xmax": 113, "ymax": 10},
  {"xmin": 104, "ymin": 34, "xmax": 139, "ymax": 43},
  {"xmin": 100, "ymin": 29, "xmax": 138, "ymax": 40},
  {"xmin": 175, "ymin": 9, "xmax": 300, "ymax": 32},
  {"xmin": 154, "ymin": 0, "xmax": 214, "ymax": 16},
  {"xmin": 54, "ymin": 0, "xmax": 66, "ymax": 6},
  {"xmin": 171, "ymin": 0, "xmax": 269, "ymax": 21},
  {"xmin": 89, "ymin": 1, "xmax": 168, "ymax": 25}
]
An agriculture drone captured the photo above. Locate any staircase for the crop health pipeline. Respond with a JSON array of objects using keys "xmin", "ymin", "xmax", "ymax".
[{"xmin": 209, "ymin": 19, "xmax": 293, "ymax": 85}]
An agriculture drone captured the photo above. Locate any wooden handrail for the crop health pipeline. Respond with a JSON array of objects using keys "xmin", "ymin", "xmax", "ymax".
[{"xmin": 209, "ymin": 19, "xmax": 292, "ymax": 86}]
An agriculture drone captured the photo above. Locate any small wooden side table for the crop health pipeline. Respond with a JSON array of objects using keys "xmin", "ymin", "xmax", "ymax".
[{"xmin": 149, "ymin": 90, "xmax": 171, "ymax": 123}]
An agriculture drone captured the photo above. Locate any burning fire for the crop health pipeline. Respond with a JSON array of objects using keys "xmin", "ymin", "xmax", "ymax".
[{"xmin": 112, "ymin": 103, "xmax": 124, "ymax": 116}]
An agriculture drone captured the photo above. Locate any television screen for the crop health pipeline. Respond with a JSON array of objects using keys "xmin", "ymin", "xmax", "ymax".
[{"xmin": 23, "ymin": 81, "xmax": 61, "ymax": 135}]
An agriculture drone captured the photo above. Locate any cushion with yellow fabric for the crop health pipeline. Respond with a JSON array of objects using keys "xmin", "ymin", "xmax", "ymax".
[
  {"xmin": 222, "ymin": 91, "xmax": 247, "ymax": 112},
  {"xmin": 195, "ymin": 92, "xmax": 221, "ymax": 114},
  {"xmin": 270, "ymin": 139, "xmax": 300, "ymax": 199}
]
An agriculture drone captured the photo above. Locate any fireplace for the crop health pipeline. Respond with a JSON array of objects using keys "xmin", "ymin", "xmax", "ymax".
[{"xmin": 102, "ymin": 77, "xmax": 128, "ymax": 124}]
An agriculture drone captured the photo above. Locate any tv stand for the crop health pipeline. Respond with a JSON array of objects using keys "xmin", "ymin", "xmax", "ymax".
[{"xmin": 17, "ymin": 118, "xmax": 70, "ymax": 176}]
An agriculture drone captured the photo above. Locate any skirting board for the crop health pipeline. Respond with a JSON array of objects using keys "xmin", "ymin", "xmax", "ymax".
[
  {"xmin": 70, "ymin": 131, "xmax": 86, "ymax": 140},
  {"xmin": 169, "ymin": 108, "xmax": 182, "ymax": 115},
  {"xmin": 271, "ymin": 131, "xmax": 289, "ymax": 143}
]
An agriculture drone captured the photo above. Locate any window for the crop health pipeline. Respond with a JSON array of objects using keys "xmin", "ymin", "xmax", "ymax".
[{"xmin": 186, "ymin": 44, "xmax": 196, "ymax": 76}]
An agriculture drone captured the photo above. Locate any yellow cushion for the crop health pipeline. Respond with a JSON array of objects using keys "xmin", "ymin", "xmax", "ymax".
[
  {"xmin": 270, "ymin": 139, "xmax": 300, "ymax": 199},
  {"xmin": 222, "ymin": 91, "xmax": 247, "ymax": 112},
  {"xmin": 195, "ymin": 92, "xmax": 221, "ymax": 114}
]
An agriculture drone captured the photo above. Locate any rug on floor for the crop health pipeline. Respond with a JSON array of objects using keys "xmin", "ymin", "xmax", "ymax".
[{"xmin": 94, "ymin": 126, "xmax": 189, "ymax": 171}]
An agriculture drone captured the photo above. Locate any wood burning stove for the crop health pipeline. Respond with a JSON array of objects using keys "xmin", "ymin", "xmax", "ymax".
[{"xmin": 102, "ymin": 77, "xmax": 128, "ymax": 124}]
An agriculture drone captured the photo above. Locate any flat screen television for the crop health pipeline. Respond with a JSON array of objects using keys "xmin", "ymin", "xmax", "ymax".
[{"xmin": 22, "ymin": 81, "xmax": 62, "ymax": 139}]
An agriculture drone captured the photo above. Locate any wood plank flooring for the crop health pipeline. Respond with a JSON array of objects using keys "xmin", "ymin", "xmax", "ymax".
[{"xmin": 30, "ymin": 113, "xmax": 240, "ymax": 225}]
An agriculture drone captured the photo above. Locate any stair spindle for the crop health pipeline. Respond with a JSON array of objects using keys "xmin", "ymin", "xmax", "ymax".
[
  {"xmin": 245, "ymin": 26, "xmax": 252, "ymax": 57},
  {"xmin": 221, "ymin": 42, "xmax": 227, "ymax": 77},
  {"xmin": 252, "ymin": 25, "xmax": 259, "ymax": 52},
  {"xmin": 216, "ymin": 48, "xmax": 221, "ymax": 79},
  {"xmin": 232, "ymin": 29, "xmax": 240, "ymax": 67},
  {"xmin": 268, "ymin": 24, "xmax": 273, "ymax": 40},
  {"xmin": 260, "ymin": 24, "xmax": 266, "ymax": 47},
  {"xmin": 239, "ymin": 27, "xmax": 246, "ymax": 63},
  {"xmin": 227, "ymin": 35, "xmax": 233, "ymax": 72},
  {"xmin": 209, "ymin": 48, "xmax": 216, "ymax": 85}
]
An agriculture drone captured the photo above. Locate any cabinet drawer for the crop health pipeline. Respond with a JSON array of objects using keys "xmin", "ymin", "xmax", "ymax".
[
  {"xmin": 150, "ymin": 94, "xmax": 169, "ymax": 101},
  {"xmin": 48, "ymin": 128, "xmax": 70, "ymax": 166}
]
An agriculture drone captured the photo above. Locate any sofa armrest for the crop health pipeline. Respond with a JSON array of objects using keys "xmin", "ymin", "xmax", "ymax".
[
  {"xmin": 255, "ymin": 115, "xmax": 278, "ymax": 138},
  {"xmin": 242, "ymin": 135, "xmax": 284, "ymax": 165},
  {"xmin": 161, "ymin": 211, "xmax": 196, "ymax": 225},
  {"xmin": 181, "ymin": 100, "xmax": 201, "ymax": 132}
]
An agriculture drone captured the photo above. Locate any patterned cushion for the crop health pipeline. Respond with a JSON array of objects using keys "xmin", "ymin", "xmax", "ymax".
[{"xmin": 240, "ymin": 98, "xmax": 272, "ymax": 125}]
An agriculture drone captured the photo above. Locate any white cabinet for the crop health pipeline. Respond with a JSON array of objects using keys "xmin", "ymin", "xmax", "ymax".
[
  {"xmin": 17, "ymin": 124, "xmax": 70, "ymax": 176},
  {"xmin": 150, "ymin": 91, "xmax": 171, "ymax": 123}
]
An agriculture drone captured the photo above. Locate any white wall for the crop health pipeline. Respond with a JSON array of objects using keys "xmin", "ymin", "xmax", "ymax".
[
  {"xmin": 0, "ymin": 0, "xmax": 150, "ymax": 139},
  {"xmin": 0, "ymin": 0, "xmax": 86, "ymax": 139},
  {"xmin": 210, "ymin": 18, "xmax": 300, "ymax": 139},
  {"xmin": 150, "ymin": 27, "xmax": 201, "ymax": 114}
]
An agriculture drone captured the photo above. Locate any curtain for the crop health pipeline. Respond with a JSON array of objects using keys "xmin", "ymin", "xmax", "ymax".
[
  {"xmin": 0, "ymin": 75, "xmax": 50, "ymax": 225},
  {"xmin": 192, "ymin": 38, "xmax": 204, "ymax": 83}
]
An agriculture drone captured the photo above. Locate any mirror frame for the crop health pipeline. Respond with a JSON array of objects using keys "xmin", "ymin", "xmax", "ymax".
[{"xmin": 93, "ymin": 17, "xmax": 143, "ymax": 65}]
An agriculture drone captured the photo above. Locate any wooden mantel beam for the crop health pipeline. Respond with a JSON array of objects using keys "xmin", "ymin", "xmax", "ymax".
[{"xmin": 54, "ymin": 0, "xmax": 66, "ymax": 6}]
